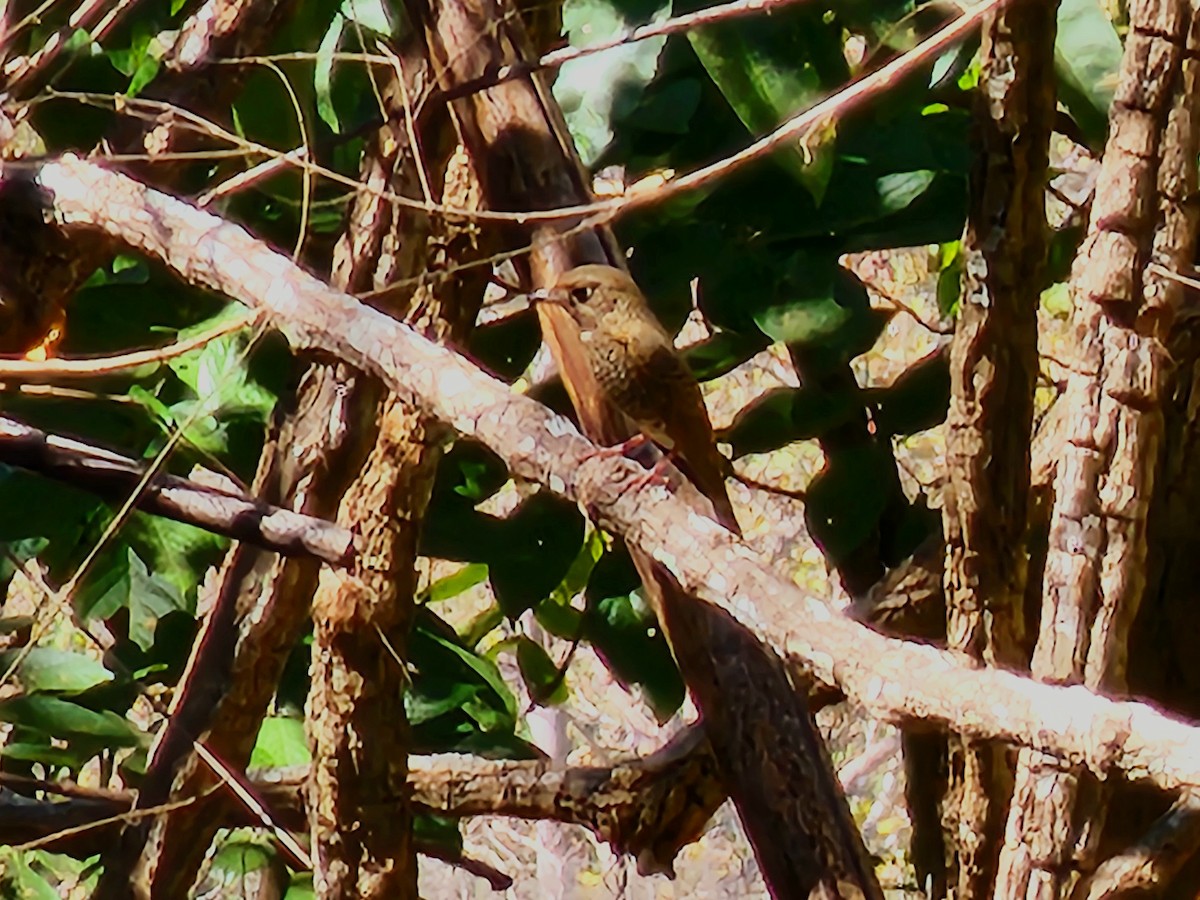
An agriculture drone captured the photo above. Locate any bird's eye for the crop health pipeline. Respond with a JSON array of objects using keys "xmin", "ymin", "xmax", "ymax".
[{"xmin": 569, "ymin": 287, "xmax": 589, "ymax": 305}]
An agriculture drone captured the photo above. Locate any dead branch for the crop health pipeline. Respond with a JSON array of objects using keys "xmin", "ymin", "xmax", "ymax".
[
  {"xmin": 0, "ymin": 726, "xmax": 722, "ymax": 878},
  {"xmin": 0, "ymin": 311, "xmax": 258, "ymax": 380},
  {"xmin": 20, "ymin": 155, "xmax": 1200, "ymax": 803},
  {"xmin": 0, "ymin": 415, "xmax": 356, "ymax": 566},
  {"xmin": 0, "ymin": 785, "xmax": 511, "ymax": 890}
]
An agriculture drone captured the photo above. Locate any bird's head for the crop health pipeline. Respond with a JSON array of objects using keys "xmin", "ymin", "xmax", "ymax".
[{"xmin": 536, "ymin": 265, "xmax": 640, "ymax": 332}]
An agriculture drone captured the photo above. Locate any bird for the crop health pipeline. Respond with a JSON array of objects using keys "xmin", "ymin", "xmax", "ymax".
[{"xmin": 538, "ymin": 264, "xmax": 739, "ymax": 533}]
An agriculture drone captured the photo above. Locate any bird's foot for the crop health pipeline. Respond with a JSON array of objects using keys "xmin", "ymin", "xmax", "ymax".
[
  {"xmin": 588, "ymin": 435, "xmax": 676, "ymax": 493},
  {"xmin": 624, "ymin": 452, "xmax": 677, "ymax": 495},
  {"xmin": 590, "ymin": 432, "xmax": 653, "ymax": 460}
]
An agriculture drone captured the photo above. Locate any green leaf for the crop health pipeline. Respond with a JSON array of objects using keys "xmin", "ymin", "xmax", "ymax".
[
  {"xmin": 167, "ymin": 314, "xmax": 276, "ymax": 427},
  {"xmin": 685, "ymin": 0, "xmax": 848, "ymax": 203},
  {"xmin": 2, "ymin": 741, "xmax": 98, "ymax": 769},
  {"xmin": 461, "ymin": 692, "xmax": 515, "ymax": 733},
  {"xmin": 935, "ymin": 240, "xmax": 963, "ymax": 317},
  {"xmin": 406, "ymin": 680, "xmax": 479, "ymax": 726},
  {"xmin": 756, "ymin": 296, "xmax": 853, "ymax": 346},
  {"xmin": 876, "ymin": 170, "xmax": 937, "ymax": 214},
  {"xmin": 1055, "ymin": 0, "xmax": 1122, "ymax": 150},
  {"xmin": 750, "ymin": 257, "xmax": 882, "ymax": 364},
  {"xmin": 75, "ymin": 546, "xmax": 189, "ymax": 651},
  {"xmin": 315, "ymin": 13, "xmax": 347, "ymax": 132},
  {"xmin": 0, "ymin": 469, "xmax": 100, "ymax": 547},
  {"xmin": 250, "ymin": 717, "xmax": 311, "ymax": 768},
  {"xmin": 550, "ymin": 528, "xmax": 605, "ymax": 604},
  {"xmin": 488, "ymin": 493, "xmax": 585, "ymax": 619},
  {"xmin": 1042, "ymin": 281, "xmax": 1072, "ymax": 318},
  {"xmin": 0, "ymin": 848, "xmax": 60, "ymax": 900},
  {"xmin": 682, "ymin": 330, "xmax": 769, "ymax": 381},
  {"xmin": 125, "ymin": 512, "xmax": 223, "ymax": 603},
  {"xmin": 867, "ymin": 349, "xmax": 950, "ymax": 437},
  {"xmin": 583, "ymin": 546, "xmax": 683, "ymax": 721},
  {"xmin": 0, "ymin": 649, "xmax": 112, "ymax": 695},
  {"xmin": 422, "ymin": 631, "xmax": 517, "ymax": 721},
  {"xmin": 340, "ymin": 0, "xmax": 398, "ymax": 35},
  {"xmin": 622, "ymin": 78, "xmax": 702, "ymax": 134},
  {"xmin": 285, "ymin": 876, "xmax": 316, "ymax": 900},
  {"xmin": 515, "ymin": 637, "xmax": 569, "ymax": 706},
  {"xmin": 128, "ymin": 546, "xmax": 192, "ymax": 649},
  {"xmin": 420, "ymin": 563, "xmax": 489, "ymax": 605},
  {"xmin": 0, "ymin": 695, "xmax": 142, "ymax": 745},
  {"xmin": 209, "ymin": 837, "xmax": 276, "ymax": 883},
  {"xmin": 555, "ymin": 0, "xmax": 672, "ymax": 165},
  {"xmin": 436, "ymin": 441, "xmax": 509, "ymax": 506},
  {"xmin": 804, "ymin": 444, "xmax": 895, "ymax": 565},
  {"xmin": 720, "ymin": 385, "xmax": 862, "ymax": 457},
  {"xmin": 462, "ymin": 605, "xmax": 505, "ymax": 649},
  {"xmin": 533, "ymin": 598, "xmax": 583, "ymax": 639}
]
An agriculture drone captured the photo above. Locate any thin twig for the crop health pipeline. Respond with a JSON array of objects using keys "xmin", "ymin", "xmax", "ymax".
[
  {"xmin": 38, "ymin": 2, "xmax": 998, "ymax": 227},
  {"xmin": 0, "ymin": 310, "xmax": 260, "ymax": 380},
  {"xmin": 4, "ymin": 0, "xmax": 142, "ymax": 96},
  {"xmin": 437, "ymin": 0, "xmax": 818, "ymax": 102}
]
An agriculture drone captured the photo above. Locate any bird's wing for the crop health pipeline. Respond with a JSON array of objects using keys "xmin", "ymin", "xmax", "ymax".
[{"xmin": 635, "ymin": 346, "xmax": 740, "ymax": 534}]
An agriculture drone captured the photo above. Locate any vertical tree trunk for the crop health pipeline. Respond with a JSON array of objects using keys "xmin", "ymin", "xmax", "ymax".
[{"xmin": 939, "ymin": 3, "xmax": 1057, "ymax": 898}]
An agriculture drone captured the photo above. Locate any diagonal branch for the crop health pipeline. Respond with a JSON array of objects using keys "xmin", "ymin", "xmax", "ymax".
[
  {"xmin": 0, "ymin": 415, "xmax": 356, "ymax": 566},
  {"xmin": 19, "ymin": 153, "xmax": 1200, "ymax": 800}
]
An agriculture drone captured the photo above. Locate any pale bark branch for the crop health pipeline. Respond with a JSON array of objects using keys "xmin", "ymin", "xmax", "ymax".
[{"xmin": 17, "ymin": 154, "xmax": 1200, "ymax": 800}]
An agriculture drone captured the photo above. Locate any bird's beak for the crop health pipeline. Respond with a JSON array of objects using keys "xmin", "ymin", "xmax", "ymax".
[{"xmin": 528, "ymin": 287, "xmax": 565, "ymax": 306}]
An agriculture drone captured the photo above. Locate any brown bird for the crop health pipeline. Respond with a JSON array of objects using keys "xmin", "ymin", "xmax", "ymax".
[{"xmin": 541, "ymin": 264, "xmax": 739, "ymax": 533}]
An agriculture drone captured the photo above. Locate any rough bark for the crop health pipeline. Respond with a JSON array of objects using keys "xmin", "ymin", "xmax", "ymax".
[
  {"xmin": 306, "ymin": 61, "xmax": 487, "ymax": 896},
  {"xmin": 995, "ymin": 2, "xmax": 1200, "ymax": 897},
  {"xmin": 1079, "ymin": 791, "xmax": 1200, "ymax": 899},
  {"xmin": 935, "ymin": 4, "xmax": 1057, "ymax": 897}
]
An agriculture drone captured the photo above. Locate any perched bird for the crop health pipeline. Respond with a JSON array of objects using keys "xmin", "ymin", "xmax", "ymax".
[{"xmin": 540, "ymin": 264, "xmax": 739, "ymax": 533}]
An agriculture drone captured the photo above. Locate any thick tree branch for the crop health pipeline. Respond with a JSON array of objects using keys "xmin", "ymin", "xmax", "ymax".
[
  {"xmin": 15, "ymin": 155, "xmax": 1200, "ymax": 801},
  {"xmin": 0, "ymin": 726, "xmax": 721, "ymax": 877},
  {"xmin": 0, "ymin": 415, "xmax": 356, "ymax": 566}
]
